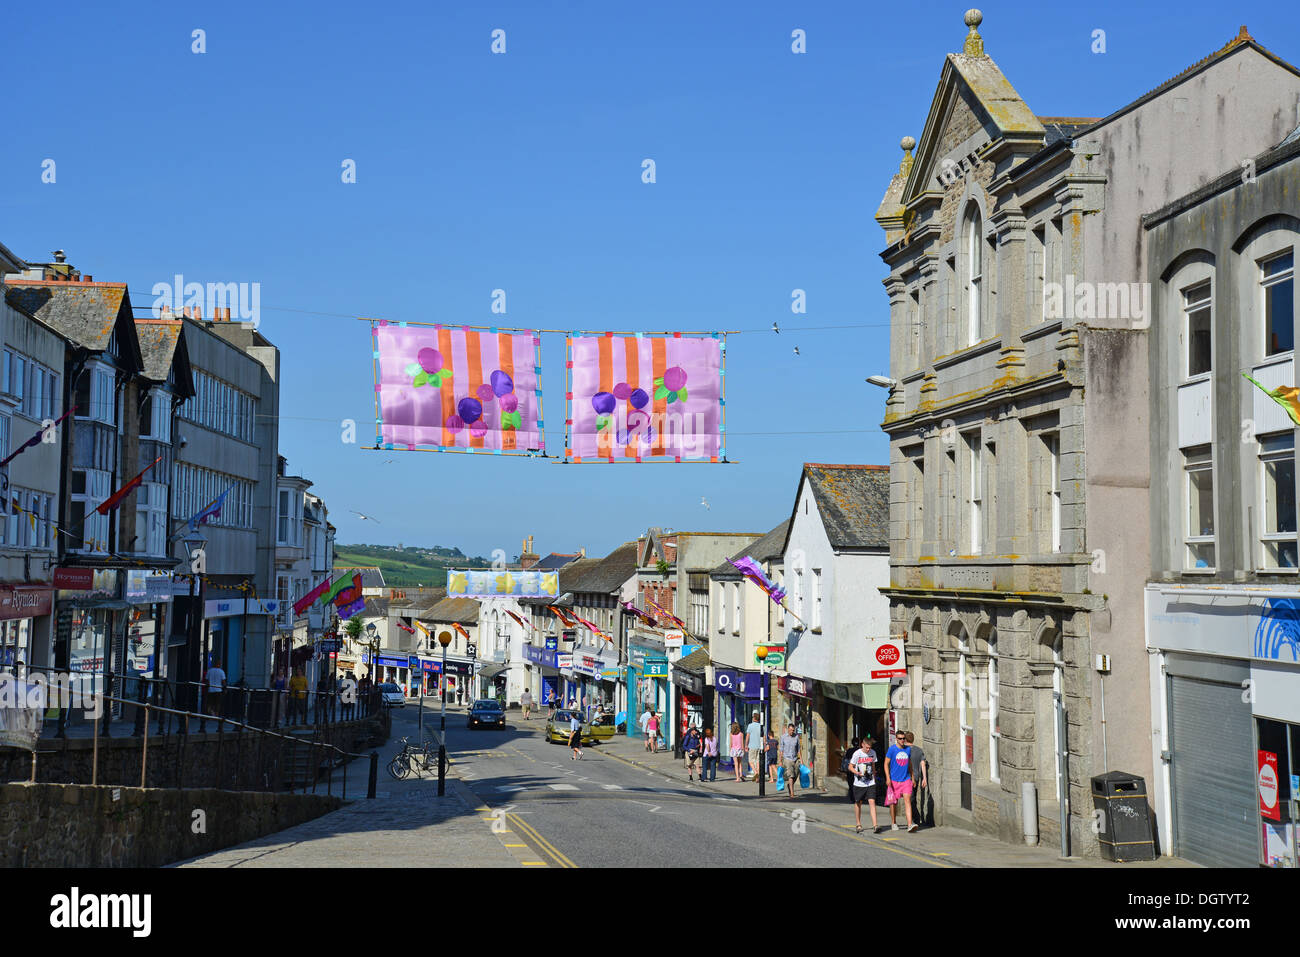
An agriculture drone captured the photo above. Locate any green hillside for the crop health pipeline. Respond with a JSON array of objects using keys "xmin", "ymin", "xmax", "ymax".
[{"xmin": 334, "ymin": 544, "xmax": 492, "ymax": 588}]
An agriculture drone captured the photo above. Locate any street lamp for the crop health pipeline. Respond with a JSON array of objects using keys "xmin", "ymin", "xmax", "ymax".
[
  {"xmin": 437, "ymin": 630, "xmax": 452, "ymax": 796},
  {"xmin": 756, "ymin": 645, "xmax": 769, "ymax": 797},
  {"xmin": 365, "ymin": 621, "xmax": 378, "ymax": 714}
]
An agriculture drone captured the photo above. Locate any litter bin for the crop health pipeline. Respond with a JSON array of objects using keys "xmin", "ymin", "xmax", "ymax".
[{"xmin": 1091, "ymin": 771, "xmax": 1155, "ymax": 862}]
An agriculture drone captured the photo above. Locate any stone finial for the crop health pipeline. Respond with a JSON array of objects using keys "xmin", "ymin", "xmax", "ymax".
[
  {"xmin": 963, "ymin": 9, "xmax": 984, "ymax": 56},
  {"xmin": 900, "ymin": 136, "xmax": 916, "ymax": 176}
]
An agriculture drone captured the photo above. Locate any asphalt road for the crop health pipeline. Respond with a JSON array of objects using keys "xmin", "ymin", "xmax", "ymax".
[{"xmin": 391, "ymin": 700, "xmax": 945, "ymax": 868}]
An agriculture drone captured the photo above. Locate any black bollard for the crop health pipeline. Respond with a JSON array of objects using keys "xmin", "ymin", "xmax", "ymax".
[{"xmin": 367, "ymin": 751, "xmax": 378, "ymax": 799}]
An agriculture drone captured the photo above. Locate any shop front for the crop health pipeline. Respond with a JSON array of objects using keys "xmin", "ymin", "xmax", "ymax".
[
  {"xmin": 523, "ymin": 643, "xmax": 561, "ymax": 707},
  {"xmin": 820, "ymin": 679, "xmax": 891, "ymax": 788},
  {"xmin": 670, "ymin": 653, "xmax": 706, "ymax": 749},
  {"xmin": 56, "ymin": 569, "xmax": 125, "ymax": 726},
  {"xmin": 442, "ymin": 659, "xmax": 472, "ymax": 703},
  {"xmin": 1147, "ymin": 584, "xmax": 1300, "ymax": 867},
  {"xmin": 0, "ymin": 584, "xmax": 54, "ymax": 674},
  {"xmin": 712, "ymin": 667, "xmax": 765, "ymax": 771},
  {"xmin": 637, "ymin": 656, "xmax": 669, "ymax": 723},
  {"xmin": 365, "ymin": 653, "xmax": 411, "ymax": 691}
]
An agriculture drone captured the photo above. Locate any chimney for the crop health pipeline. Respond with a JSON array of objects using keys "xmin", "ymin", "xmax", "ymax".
[
  {"xmin": 83, "ymin": 275, "xmax": 92, "ymax": 282},
  {"xmin": 52, "ymin": 250, "xmax": 66, "ymax": 263}
]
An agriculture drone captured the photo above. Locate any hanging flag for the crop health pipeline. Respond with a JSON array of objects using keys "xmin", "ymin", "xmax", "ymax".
[
  {"xmin": 415, "ymin": 621, "xmax": 431, "ymax": 636},
  {"xmin": 566, "ymin": 333, "xmax": 725, "ymax": 463},
  {"xmin": 338, "ymin": 597, "xmax": 366, "ymax": 618},
  {"xmin": 1244, "ymin": 373, "xmax": 1300, "ymax": 425},
  {"xmin": 730, "ymin": 556, "xmax": 787, "ymax": 605},
  {"xmin": 504, "ymin": 609, "xmax": 530, "ymax": 630},
  {"xmin": 0, "ymin": 407, "xmax": 74, "ymax": 468},
  {"xmin": 95, "ymin": 455, "xmax": 164, "ymax": 515},
  {"xmin": 333, "ymin": 574, "xmax": 365, "ymax": 609},
  {"xmin": 451, "ymin": 621, "xmax": 471, "ymax": 640},
  {"xmin": 571, "ymin": 612, "xmax": 612, "ymax": 643},
  {"xmin": 188, "ymin": 485, "xmax": 233, "ymax": 532},
  {"xmin": 621, "ymin": 600, "xmax": 658, "ymax": 628},
  {"xmin": 371, "ymin": 321, "xmax": 546, "ymax": 454},
  {"xmin": 645, "ymin": 595, "xmax": 686, "ymax": 630},
  {"xmin": 396, "ymin": 622, "xmax": 416, "ymax": 634},
  {"xmin": 322, "ymin": 571, "xmax": 360, "ymax": 605},
  {"xmin": 293, "ymin": 575, "xmax": 334, "ymax": 616}
]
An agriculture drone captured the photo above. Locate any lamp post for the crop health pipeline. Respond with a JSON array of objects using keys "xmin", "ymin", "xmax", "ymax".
[
  {"xmin": 756, "ymin": 645, "xmax": 769, "ymax": 797},
  {"xmin": 365, "ymin": 621, "xmax": 378, "ymax": 715},
  {"xmin": 437, "ymin": 630, "xmax": 452, "ymax": 796},
  {"xmin": 183, "ymin": 532, "xmax": 207, "ymax": 734}
]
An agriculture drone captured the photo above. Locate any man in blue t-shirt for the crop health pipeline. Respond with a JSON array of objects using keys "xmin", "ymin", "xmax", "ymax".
[{"xmin": 885, "ymin": 730, "xmax": 917, "ymax": 832}]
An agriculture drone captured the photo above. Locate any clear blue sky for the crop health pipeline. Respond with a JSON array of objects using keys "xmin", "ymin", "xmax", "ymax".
[{"xmin": 5, "ymin": 1, "xmax": 1296, "ymax": 559}]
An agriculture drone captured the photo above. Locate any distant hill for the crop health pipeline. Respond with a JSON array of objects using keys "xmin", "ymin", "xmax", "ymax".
[{"xmin": 334, "ymin": 544, "xmax": 493, "ymax": 588}]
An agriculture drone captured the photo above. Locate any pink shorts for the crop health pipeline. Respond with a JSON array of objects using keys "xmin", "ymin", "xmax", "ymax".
[{"xmin": 886, "ymin": 778, "xmax": 913, "ymax": 804}]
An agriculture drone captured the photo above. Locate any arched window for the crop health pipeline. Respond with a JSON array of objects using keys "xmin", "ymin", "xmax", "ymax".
[
  {"xmin": 1051, "ymin": 634, "xmax": 1064, "ymax": 802},
  {"xmin": 965, "ymin": 207, "xmax": 983, "ymax": 345},
  {"xmin": 958, "ymin": 630, "xmax": 973, "ymax": 778},
  {"xmin": 987, "ymin": 632, "xmax": 1000, "ymax": 782}
]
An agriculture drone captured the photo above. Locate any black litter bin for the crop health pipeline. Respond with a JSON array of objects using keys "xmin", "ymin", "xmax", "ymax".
[{"xmin": 1091, "ymin": 771, "xmax": 1155, "ymax": 861}]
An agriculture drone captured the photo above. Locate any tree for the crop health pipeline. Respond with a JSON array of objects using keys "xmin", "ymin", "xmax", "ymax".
[{"xmin": 344, "ymin": 615, "xmax": 363, "ymax": 647}]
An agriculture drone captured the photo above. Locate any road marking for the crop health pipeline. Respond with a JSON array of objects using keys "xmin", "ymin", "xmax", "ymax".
[
  {"xmin": 504, "ymin": 844, "xmax": 527, "ymax": 848},
  {"xmin": 712, "ymin": 796, "xmax": 739, "ymax": 802},
  {"xmin": 495, "ymin": 786, "xmax": 529, "ymax": 792},
  {"xmin": 810, "ymin": 822, "xmax": 954, "ymax": 868},
  {"xmin": 601, "ymin": 784, "xmax": 623, "ymax": 790},
  {"xmin": 548, "ymin": 784, "xmax": 578, "ymax": 790},
  {"xmin": 521, "ymin": 861, "xmax": 548, "ymax": 867},
  {"xmin": 508, "ymin": 813, "xmax": 578, "ymax": 869}
]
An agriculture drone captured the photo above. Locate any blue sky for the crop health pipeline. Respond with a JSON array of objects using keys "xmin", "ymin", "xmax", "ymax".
[{"xmin": 5, "ymin": 1, "xmax": 1297, "ymax": 559}]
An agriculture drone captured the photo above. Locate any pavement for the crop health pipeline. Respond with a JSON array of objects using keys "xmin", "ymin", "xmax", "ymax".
[{"xmin": 175, "ymin": 703, "xmax": 1197, "ymax": 869}]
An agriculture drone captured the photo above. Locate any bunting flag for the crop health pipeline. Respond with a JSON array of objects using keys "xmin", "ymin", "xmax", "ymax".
[
  {"xmin": 504, "ymin": 609, "xmax": 531, "ymax": 630},
  {"xmin": 396, "ymin": 622, "xmax": 416, "ymax": 634},
  {"xmin": 566, "ymin": 333, "xmax": 725, "ymax": 463},
  {"xmin": 322, "ymin": 571, "xmax": 360, "ymax": 606},
  {"xmin": 730, "ymin": 556, "xmax": 787, "ymax": 605},
  {"xmin": 644, "ymin": 595, "xmax": 687, "ymax": 631},
  {"xmin": 415, "ymin": 621, "xmax": 432, "ymax": 637},
  {"xmin": 338, "ymin": 597, "xmax": 366, "ymax": 618},
  {"xmin": 1244, "ymin": 373, "xmax": 1300, "ymax": 425},
  {"xmin": 571, "ymin": 611, "xmax": 613, "ymax": 643},
  {"xmin": 551, "ymin": 606, "xmax": 580, "ymax": 629},
  {"xmin": 333, "ymin": 574, "xmax": 365, "ymax": 609},
  {"xmin": 621, "ymin": 600, "xmax": 659, "ymax": 628},
  {"xmin": 188, "ymin": 485, "xmax": 233, "ymax": 533},
  {"xmin": 293, "ymin": 575, "xmax": 334, "ymax": 616},
  {"xmin": 371, "ymin": 321, "xmax": 545, "ymax": 454},
  {"xmin": 95, "ymin": 456, "xmax": 164, "ymax": 514},
  {"xmin": 451, "ymin": 621, "xmax": 471, "ymax": 640},
  {"xmin": 0, "ymin": 407, "xmax": 74, "ymax": 468}
]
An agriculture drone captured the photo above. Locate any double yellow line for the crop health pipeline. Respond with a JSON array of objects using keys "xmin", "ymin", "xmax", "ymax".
[{"xmin": 508, "ymin": 813, "xmax": 577, "ymax": 868}]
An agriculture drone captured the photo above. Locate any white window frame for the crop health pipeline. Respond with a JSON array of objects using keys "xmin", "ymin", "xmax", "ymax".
[
  {"xmin": 811, "ymin": 568, "xmax": 822, "ymax": 632},
  {"xmin": 731, "ymin": 581, "xmax": 741, "ymax": 636},
  {"xmin": 958, "ymin": 632, "xmax": 973, "ymax": 775},
  {"xmin": 1183, "ymin": 445, "xmax": 1216, "ymax": 571},
  {"xmin": 716, "ymin": 581, "xmax": 726, "ymax": 634},
  {"xmin": 1183, "ymin": 280, "xmax": 1212, "ymax": 380},
  {"xmin": 1042, "ymin": 432, "xmax": 1061, "ymax": 553},
  {"xmin": 70, "ymin": 468, "xmax": 111, "ymax": 554},
  {"xmin": 966, "ymin": 431, "xmax": 982, "ymax": 555},
  {"xmin": 774, "ymin": 570, "xmax": 784, "ymax": 626},
  {"xmin": 1051, "ymin": 635, "xmax": 1064, "ymax": 803},
  {"xmin": 966, "ymin": 207, "xmax": 982, "ymax": 346},
  {"xmin": 1261, "ymin": 249, "xmax": 1295, "ymax": 359},
  {"xmin": 987, "ymin": 635, "xmax": 1000, "ymax": 783},
  {"xmin": 1258, "ymin": 434, "xmax": 1298, "ymax": 571}
]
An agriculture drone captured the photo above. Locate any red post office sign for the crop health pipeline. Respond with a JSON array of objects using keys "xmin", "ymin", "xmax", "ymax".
[
  {"xmin": 867, "ymin": 637, "xmax": 906, "ymax": 680},
  {"xmin": 1259, "ymin": 750, "xmax": 1281, "ymax": 822}
]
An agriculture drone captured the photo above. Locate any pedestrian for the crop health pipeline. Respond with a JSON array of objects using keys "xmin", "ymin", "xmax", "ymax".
[
  {"xmin": 205, "ymin": 658, "xmax": 227, "ymax": 719},
  {"xmin": 639, "ymin": 707, "xmax": 652, "ymax": 750},
  {"xmin": 521, "ymin": 688, "xmax": 533, "ymax": 721},
  {"xmin": 728, "ymin": 722, "xmax": 745, "ymax": 782},
  {"xmin": 905, "ymin": 731, "xmax": 929, "ymax": 828},
  {"xmin": 885, "ymin": 730, "xmax": 917, "ymax": 832},
  {"xmin": 850, "ymin": 734, "xmax": 880, "ymax": 833},
  {"xmin": 568, "ymin": 709, "xmax": 583, "ymax": 760},
  {"xmin": 457, "ymin": 684, "xmax": 464, "ymax": 706},
  {"xmin": 288, "ymin": 666, "xmax": 308, "ymax": 724},
  {"xmin": 745, "ymin": 710, "xmax": 764, "ymax": 782},
  {"xmin": 683, "ymin": 725, "xmax": 702, "ymax": 781},
  {"xmin": 766, "ymin": 727, "xmax": 779, "ymax": 784},
  {"xmin": 315, "ymin": 671, "xmax": 332, "ymax": 724},
  {"xmin": 701, "ymin": 726, "xmax": 719, "ymax": 781},
  {"xmin": 647, "ymin": 711, "xmax": 661, "ymax": 752},
  {"xmin": 271, "ymin": 670, "xmax": 287, "ymax": 726},
  {"xmin": 779, "ymin": 723, "xmax": 801, "ymax": 798},
  {"xmin": 842, "ymin": 735, "xmax": 860, "ymax": 802}
]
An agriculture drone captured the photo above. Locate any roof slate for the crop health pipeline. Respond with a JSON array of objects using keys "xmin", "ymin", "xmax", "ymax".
[
  {"xmin": 532, "ymin": 552, "xmax": 583, "ymax": 571},
  {"xmin": 568, "ymin": 542, "xmax": 638, "ymax": 595},
  {"xmin": 420, "ymin": 596, "xmax": 480, "ymax": 623},
  {"xmin": 672, "ymin": 647, "xmax": 711, "ymax": 674},
  {"xmin": 5, "ymin": 281, "xmax": 131, "ymax": 352},
  {"xmin": 134, "ymin": 320, "xmax": 184, "ymax": 381},
  {"xmin": 711, "ymin": 520, "xmax": 790, "ymax": 578},
  {"xmin": 335, "ymin": 566, "xmax": 387, "ymax": 589},
  {"xmin": 797, "ymin": 464, "xmax": 890, "ymax": 550}
]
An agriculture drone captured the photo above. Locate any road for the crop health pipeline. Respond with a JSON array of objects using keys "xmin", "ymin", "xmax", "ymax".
[{"xmin": 393, "ymin": 699, "xmax": 948, "ymax": 868}]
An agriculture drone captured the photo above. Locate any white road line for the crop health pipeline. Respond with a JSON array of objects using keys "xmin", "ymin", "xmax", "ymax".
[
  {"xmin": 601, "ymin": 784, "xmax": 623, "ymax": 790},
  {"xmin": 495, "ymin": 786, "xmax": 529, "ymax": 792},
  {"xmin": 712, "ymin": 796, "xmax": 739, "ymax": 802},
  {"xmin": 548, "ymin": 784, "xmax": 579, "ymax": 790}
]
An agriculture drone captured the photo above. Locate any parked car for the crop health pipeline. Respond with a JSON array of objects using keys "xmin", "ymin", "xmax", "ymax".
[
  {"xmin": 379, "ymin": 683, "xmax": 405, "ymax": 708},
  {"xmin": 467, "ymin": 698, "xmax": 506, "ymax": 729},
  {"xmin": 545, "ymin": 709, "xmax": 607, "ymax": 746}
]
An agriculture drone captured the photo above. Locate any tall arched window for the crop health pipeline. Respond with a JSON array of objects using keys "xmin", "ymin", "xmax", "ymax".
[
  {"xmin": 1051, "ymin": 634, "xmax": 1064, "ymax": 802},
  {"xmin": 987, "ymin": 631, "xmax": 1000, "ymax": 782},
  {"xmin": 958, "ymin": 630, "xmax": 973, "ymax": 778},
  {"xmin": 966, "ymin": 207, "xmax": 983, "ymax": 345}
]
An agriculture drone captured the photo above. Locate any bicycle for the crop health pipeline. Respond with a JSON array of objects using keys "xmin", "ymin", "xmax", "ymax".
[{"xmin": 387, "ymin": 735, "xmax": 437, "ymax": 779}]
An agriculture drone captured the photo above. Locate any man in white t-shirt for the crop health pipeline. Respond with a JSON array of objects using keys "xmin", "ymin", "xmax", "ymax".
[
  {"xmin": 206, "ymin": 659, "xmax": 227, "ymax": 718},
  {"xmin": 639, "ymin": 707, "xmax": 652, "ymax": 750},
  {"xmin": 745, "ymin": 711, "xmax": 764, "ymax": 781},
  {"xmin": 850, "ymin": 733, "xmax": 879, "ymax": 834}
]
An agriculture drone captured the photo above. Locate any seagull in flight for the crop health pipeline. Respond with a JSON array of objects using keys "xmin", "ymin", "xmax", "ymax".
[
  {"xmin": 772, "ymin": 322, "xmax": 779, "ymax": 334},
  {"xmin": 700, "ymin": 496, "xmax": 710, "ymax": 510},
  {"xmin": 351, "ymin": 510, "xmax": 381, "ymax": 523},
  {"xmin": 793, "ymin": 346, "xmax": 800, "ymax": 356}
]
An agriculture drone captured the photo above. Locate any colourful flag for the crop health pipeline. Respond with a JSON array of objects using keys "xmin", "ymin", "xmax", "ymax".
[
  {"xmin": 322, "ymin": 572, "xmax": 359, "ymax": 605},
  {"xmin": 396, "ymin": 622, "xmax": 415, "ymax": 634},
  {"xmin": 1244, "ymin": 373, "xmax": 1300, "ymax": 425},
  {"xmin": 645, "ymin": 595, "xmax": 686, "ymax": 630},
  {"xmin": 621, "ymin": 600, "xmax": 658, "ymax": 627},
  {"xmin": 372, "ymin": 322, "xmax": 545, "ymax": 454},
  {"xmin": 95, "ymin": 455, "xmax": 164, "ymax": 514},
  {"xmin": 505, "ymin": 610, "xmax": 530, "ymax": 630},
  {"xmin": 338, "ymin": 597, "xmax": 365, "ymax": 618},
  {"xmin": 451, "ymin": 621, "xmax": 471, "ymax": 640},
  {"xmin": 0, "ymin": 407, "xmax": 74, "ymax": 468},
  {"xmin": 188, "ymin": 485, "xmax": 233, "ymax": 532},
  {"xmin": 571, "ymin": 612, "xmax": 612, "ymax": 643},
  {"xmin": 730, "ymin": 556, "xmax": 787, "ymax": 605},
  {"xmin": 566, "ymin": 334, "xmax": 724, "ymax": 463},
  {"xmin": 333, "ymin": 575, "xmax": 364, "ymax": 609},
  {"xmin": 292, "ymin": 575, "xmax": 334, "ymax": 616}
]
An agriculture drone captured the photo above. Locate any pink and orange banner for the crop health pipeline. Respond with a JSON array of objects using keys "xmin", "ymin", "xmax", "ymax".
[
  {"xmin": 565, "ymin": 334, "xmax": 725, "ymax": 463},
  {"xmin": 372, "ymin": 321, "xmax": 545, "ymax": 454}
]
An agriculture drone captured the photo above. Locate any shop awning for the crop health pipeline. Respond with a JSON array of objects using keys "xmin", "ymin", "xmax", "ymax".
[{"xmin": 476, "ymin": 662, "xmax": 508, "ymax": 678}]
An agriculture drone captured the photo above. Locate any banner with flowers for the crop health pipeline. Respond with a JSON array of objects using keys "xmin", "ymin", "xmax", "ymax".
[
  {"xmin": 446, "ymin": 568, "xmax": 560, "ymax": 598},
  {"xmin": 565, "ymin": 333, "xmax": 725, "ymax": 462},
  {"xmin": 371, "ymin": 321, "xmax": 545, "ymax": 454}
]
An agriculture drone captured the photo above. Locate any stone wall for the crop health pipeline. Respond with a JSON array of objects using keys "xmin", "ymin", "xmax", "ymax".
[{"xmin": 0, "ymin": 782, "xmax": 341, "ymax": 867}]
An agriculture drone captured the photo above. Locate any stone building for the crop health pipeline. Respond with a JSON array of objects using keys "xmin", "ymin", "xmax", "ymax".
[
  {"xmin": 1143, "ymin": 125, "xmax": 1300, "ymax": 867},
  {"xmin": 875, "ymin": 13, "xmax": 1300, "ymax": 853}
]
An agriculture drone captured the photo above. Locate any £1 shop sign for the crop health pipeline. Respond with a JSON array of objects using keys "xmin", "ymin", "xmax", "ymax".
[{"xmin": 868, "ymin": 638, "xmax": 906, "ymax": 680}]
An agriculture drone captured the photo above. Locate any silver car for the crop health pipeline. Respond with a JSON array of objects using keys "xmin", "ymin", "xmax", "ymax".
[{"xmin": 379, "ymin": 682, "xmax": 405, "ymax": 708}]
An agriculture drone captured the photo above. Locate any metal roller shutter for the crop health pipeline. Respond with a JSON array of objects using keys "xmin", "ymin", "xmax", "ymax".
[{"xmin": 1169, "ymin": 675, "xmax": 1256, "ymax": 867}]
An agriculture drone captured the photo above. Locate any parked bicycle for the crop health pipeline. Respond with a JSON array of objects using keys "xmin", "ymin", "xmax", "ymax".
[{"xmin": 387, "ymin": 735, "xmax": 437, "ymax": 779}]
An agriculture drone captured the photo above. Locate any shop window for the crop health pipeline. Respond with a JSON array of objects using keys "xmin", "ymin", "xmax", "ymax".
[{"xmin": 1260, "ymin": 434, "xmax": 1298, "ymax": 570}]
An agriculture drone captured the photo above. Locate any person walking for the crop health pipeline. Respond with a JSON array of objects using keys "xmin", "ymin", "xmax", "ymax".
[
  {"xmin": 765, "ymin": 727, "xmax": 780, "ymax": 784},
  {"xmin": 647, "ymin": 711, "xmax": 661, "ymax": 752},
  {"xmin": 905, "ymin": 731, "xmax": 929, "ymax": 828},
  {"xmin": 842, "ymin": 735, "xmax": 861, "ymax": 802},
  {"xmin": 682, "ymin": 725, "xmax": 702, "ymax": 780},
  {"xmin": 271, "ymin": 670, "xmax": 287, "ymax": 726},
  {"xmin": 205, "ymin": 658, "xmax": 227, "ymax": 719},
  {"xmin": 520, "ymin": 689, "xmax": 533, "ymax": 721},
  {"xmin": 701, "ymin": 727, "xmax": 719, "ymax": 781},
  {"xmin": 568, "ymin": 709, "xmax": 583, "ymax": 760},
  {"xmin": 885, "ymin": 730, "xmax": 917, "ymax": 832},
  {"xmin": 779, "ymin": 723, "xmax": 802, "ymax": 798},
  {"xmin": 288, "ymin": 667, "xmax": 308, "ymax": 724},
  {"xmin": 639, "ymin": 707, "xmax": 652, "ymax": 750},
  {"xmin": 728, "ymin": 722, "xmax": 745, "ymax": 782},
  {"xmin": 745, "ymin": 710, "xmax": 764, "ymax": 782},
  {"xmin": 850, "ymin": 734, "xmax": 880, "ymax": 833}
]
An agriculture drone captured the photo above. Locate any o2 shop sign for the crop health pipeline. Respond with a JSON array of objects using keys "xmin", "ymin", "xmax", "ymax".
[{"xmin": 868, "ymin": 638, "xmax": 906, "ymax": 680}]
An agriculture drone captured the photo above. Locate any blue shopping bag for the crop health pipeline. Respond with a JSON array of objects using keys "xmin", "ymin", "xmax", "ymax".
[
  {"xmin": 799, "ymin": 763, "xmax": 811, "ymax": 789},
  {"xmin": 776, "ymin": 765, "xmax": 786, "ymax": 791}
]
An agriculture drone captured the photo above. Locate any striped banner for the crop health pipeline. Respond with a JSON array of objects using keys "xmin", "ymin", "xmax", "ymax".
[
  {"xmin": 372, "ymin": 321, "xmax": 545, "ymax": 454},
  {"xmin": 565, "ymin": 333, "xmax": 724, "ymax": 463}
]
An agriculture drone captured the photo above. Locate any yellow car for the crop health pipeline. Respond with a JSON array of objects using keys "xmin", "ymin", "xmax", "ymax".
[{"xmin": 545, "ymin": 709, "xmax": 615, "ymax": 745}]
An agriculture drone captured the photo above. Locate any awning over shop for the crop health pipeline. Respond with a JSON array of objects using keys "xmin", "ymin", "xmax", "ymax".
[
  {"xmin": 671, "ymin": 647, "xmax": 709, "ymax": 695},
  {"xmin": 821, "ymin": 681, "xmax": 890, "ymax": 710}
]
